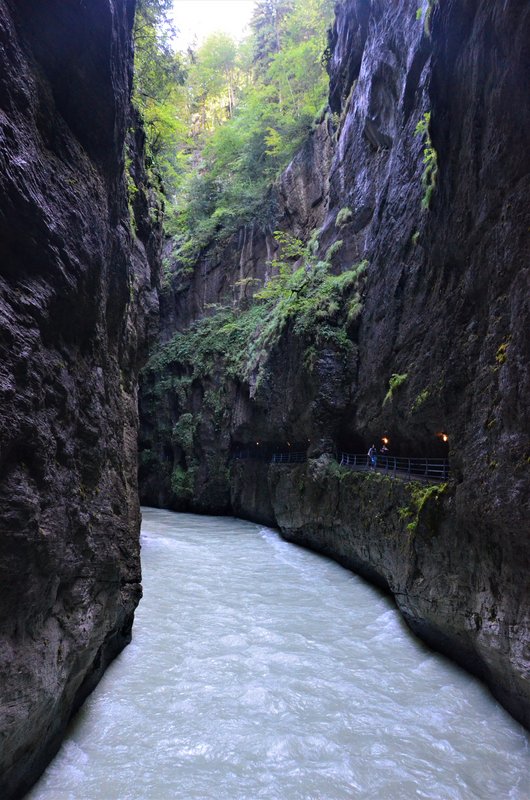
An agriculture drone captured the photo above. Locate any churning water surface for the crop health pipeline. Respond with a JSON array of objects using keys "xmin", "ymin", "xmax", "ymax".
[{"xmin": 29, "ymin": 508, "xmax": 529, "ymax": 800}]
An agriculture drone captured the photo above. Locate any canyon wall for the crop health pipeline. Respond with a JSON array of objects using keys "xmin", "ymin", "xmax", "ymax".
[
  {"xmin": 0, "ymin": 0, "xmax": 160, "ymax": 796},
  {"xmin": 140, "ymin": 0, "xmax": 529, "ymax": 728}
]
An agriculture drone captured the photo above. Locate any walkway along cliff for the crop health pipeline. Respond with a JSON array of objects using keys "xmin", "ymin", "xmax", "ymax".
[
  {"xmin": 0, "ymin": 0, "xmax": 160, "ymax": 796},
  {"xmin": 140, "ymin": 0, "xmax": 530, "ymax": 728}
]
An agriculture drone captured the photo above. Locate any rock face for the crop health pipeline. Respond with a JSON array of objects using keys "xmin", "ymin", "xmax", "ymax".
[
  {"xmin": 0, "ymin": 1, "xmax": 159, "ymax": 796},
  {"xmin": 140, "ymin": 0, "xmax": 529, "ymax": 728}
]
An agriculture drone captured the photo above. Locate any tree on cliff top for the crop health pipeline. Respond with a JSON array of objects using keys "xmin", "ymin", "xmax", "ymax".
[
  {"xmin": 133, "ymin": 0, "xmax": 190, "ymax": 200},
  {"xmin": 251, "ymin": 0, "xmax": 294, "ymax": 74},
  {"xmin": 131, "ymin": 0, "xmax": 334, "ymax": 251},
  {"xmin": 168, "ymin": 0, "xmax": 334, "ymax": 252}
]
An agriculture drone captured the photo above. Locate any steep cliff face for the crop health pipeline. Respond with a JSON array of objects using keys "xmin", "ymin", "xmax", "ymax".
[
  {"xmin": 140, "ymin": 0, "xmax": 529, "ymax": 727},
  {"xmin": 0, "ymin": 1, "xmax": 160, "ymax": 796}
]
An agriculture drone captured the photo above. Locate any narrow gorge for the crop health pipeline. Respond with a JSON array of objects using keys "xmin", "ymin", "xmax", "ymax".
[
  {"xmin": 0, "ymin": 0, "xmax": 528, "ymax": 797},
  {"xmin": 139, "ymin": 0, "xmax": 530, "ymax": 732}
]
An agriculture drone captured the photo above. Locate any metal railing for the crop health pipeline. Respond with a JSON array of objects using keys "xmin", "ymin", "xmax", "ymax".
[
  {"xmin": 232, "ymin": 450, "xmax": 306, "ymax": 464},
  {"xmin": 232, "ymin": 450, "xmax": 448, "ymax": 480},
  {"xmin": 271, "ymin": 451, "xmax": 306, "ymax": 464},
  {"xmin": 339, "ymin": 453, "xmax": 449, "ymax": 481},
  {"xmin": 232, "ymin": 449, "xmax": 271, "ymax": 462}
]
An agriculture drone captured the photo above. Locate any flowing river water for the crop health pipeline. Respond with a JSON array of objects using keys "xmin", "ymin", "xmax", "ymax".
[{"xmin": 29, "ymin": 508, "xmax": 529, "ymax": 799}]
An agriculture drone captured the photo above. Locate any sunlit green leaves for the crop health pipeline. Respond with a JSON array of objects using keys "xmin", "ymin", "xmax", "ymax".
[{"xmin": 133, "ymin": 0, "xmax": 335, "ymax": 247}]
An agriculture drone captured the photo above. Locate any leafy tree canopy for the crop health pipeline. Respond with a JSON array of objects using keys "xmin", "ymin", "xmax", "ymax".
[{"xmin": 133, "ymin": 0, "xmax": 335, "ymax": 256}]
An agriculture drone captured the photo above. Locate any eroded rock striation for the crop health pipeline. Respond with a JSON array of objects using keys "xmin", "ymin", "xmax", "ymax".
[
  {"xmin": 0, "ymin": 0, "xmax": 160, "ymax": 796},
  {"xmin": 140, "ymin": 0, "xmax": 529, "ymax": 728}
]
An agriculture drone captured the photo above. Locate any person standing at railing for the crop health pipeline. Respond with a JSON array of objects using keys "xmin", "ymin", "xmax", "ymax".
[
  {"xmin": 368, "ymin": 444, "xmax": 377, "ymax": 470},
  {"xmin": 379, "ymin": 442, "xmax": 389, "ymax": 469}
]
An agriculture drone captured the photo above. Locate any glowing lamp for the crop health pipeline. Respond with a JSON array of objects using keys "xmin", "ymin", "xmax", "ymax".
[{"xmin": 382, "ymin": 437, "xmax": 389, "ymax": 445}]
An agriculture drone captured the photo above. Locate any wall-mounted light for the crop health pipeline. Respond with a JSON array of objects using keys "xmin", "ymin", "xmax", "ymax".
[
  {"xmin": 382, "ymin": 437, "xmax": 389, "ymax": 445},
  {"xmin": 436, "ymin": 432, "xmax": 448, "ymax": 443}
]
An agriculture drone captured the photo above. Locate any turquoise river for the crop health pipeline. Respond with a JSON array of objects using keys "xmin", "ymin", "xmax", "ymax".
[{"xmin": 29, "ymin": 508, "xmax": 530, "ymax": 799}]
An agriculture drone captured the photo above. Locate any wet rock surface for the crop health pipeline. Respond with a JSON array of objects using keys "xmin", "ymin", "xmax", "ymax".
[
  {"xmin": 140, "ymin": 0, "xmax": 529, "ymax": 727},
  {"xmin": 0, "ymin": 0, "xmax": 159, "ymax": 796}
]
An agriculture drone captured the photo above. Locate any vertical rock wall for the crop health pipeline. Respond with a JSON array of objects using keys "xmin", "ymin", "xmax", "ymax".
[
  {"xmin": 0, "ymin": 1, "xmax": 160, "ymax": 796},
  {"xmin": 140, "ymin": 0, "xmax": 529, "ymax": 728}
]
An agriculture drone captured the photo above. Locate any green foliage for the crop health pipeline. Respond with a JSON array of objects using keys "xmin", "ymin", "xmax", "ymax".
[
  {"xmin": 145, "ymin": 233, "xmax": 367, "ymax": 392},
  {"xmin": 131, "ymin": 0, "xmax": 335, "ymax": 249},
  {"xmin": 141, "ymin": 231, "xmax": 367, "ymax": 499},
  {"xmin": 414, "ymin": 112, "xmax": 438, "ymax": 210},
  {"xmin": 149, "ymin": 0, "xmax": 335, "ymax": 249},
  {"xmin": 146, "ymin": 301, "xmax": 268, "ymax": 384},
  {"xmin": 203, "ymin": 387, "xmax": 231, "ymax": 430},
  {"xmin": 336, "ymin": 207, "xmax": 353, "ymax": 227},
  {"xmin": 384, "ymin": 373, "xmax": 408, "ymax": 405},
  {"xmin": 134, "ymin": 0, "xmax": 180, "ymax": 111},
  {"xmin": 132, "ymin": 0, "xmax": 188, "ymax": 214},
  {"xmin": 139, "ymin": 448, "xmax": 158, "ymax": 468},
  {"xmin": 399, "ymin": 505, "xmax": 413, "ymax": 521},
  {"xmin": 248, "ymin": 234, "xmax": 366, "ymax": 376},
  {"xmin": 403, "ymin": 482, "xmax": 448, "ymax": 536},
  {"xmin": 416, "ymin": 1, "xmax": 438, "ymax": 35},
  {"xmin": 192, "ymin": 32, "xmax": 239, "ymax": 118},
  {"xmin": 251, "ymin": 0, "xmax": 294, "ymax": 74},
  {"xmin": 172, "ymin": 413, "xmax": 197, "ymax": 452},
  {"xmin": 171, "ymin": 465, "xmax": 196, "ymax": 501},
  {"xmin": 325, "ymin": 240, "xmax": 343, "ymax": 262},
  {"xmin": 411, "ymin": 387, "xmax": 430, "ymax": 413},
  {"xmin": 495, "ymin": 340, "xmax": 510, "ymax": 366}
]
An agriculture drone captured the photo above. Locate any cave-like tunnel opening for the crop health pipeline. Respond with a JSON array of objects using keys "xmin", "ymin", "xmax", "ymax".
[{"xmin": 336, "ymin": 429, "xmax": 368, "ymax": 454}]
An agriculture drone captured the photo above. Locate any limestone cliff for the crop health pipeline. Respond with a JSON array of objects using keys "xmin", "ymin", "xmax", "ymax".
[
  {"xmin": 0, "ymin": 0, "xmax": 160, "ymax": 796},
  {"xmin": 140, "ymin": 0, "xmax": 529, "ymax": 728}
]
